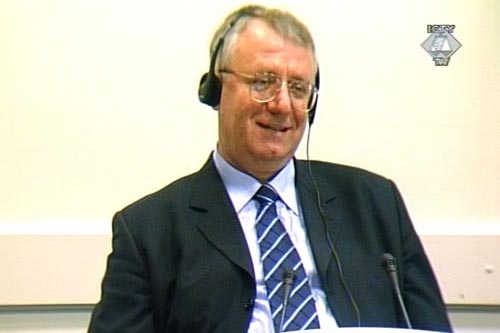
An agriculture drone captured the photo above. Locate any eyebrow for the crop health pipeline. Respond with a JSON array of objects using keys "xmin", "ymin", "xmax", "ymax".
[{"xmin": 256, "ymin": 71, "xmax": 311, "ymax": 84}]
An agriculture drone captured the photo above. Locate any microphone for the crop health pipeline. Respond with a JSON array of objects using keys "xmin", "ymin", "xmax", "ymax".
[
  {"xmin": 381, "ymin": 253, "xmax": 413, "ymax": 329},
  {"xmin": 278, "ymin": 269, "xmax": 296, "ymax": 333}
]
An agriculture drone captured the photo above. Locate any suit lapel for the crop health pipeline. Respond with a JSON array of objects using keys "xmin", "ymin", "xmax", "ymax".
[
  {"xmin": 189, "ymin": 157, "xmax": 254, "ymax": 279},
  {"xmin": 296, "ymin": 160, "xmax": 358, "ymax": 326},
  {"xmin": 296, "ymin": 160, "xmax": 339, "ymax": 286}
]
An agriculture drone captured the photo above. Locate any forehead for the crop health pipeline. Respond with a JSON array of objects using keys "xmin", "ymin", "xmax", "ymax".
[{"xmin": 228, "ymin": 19, "xmax": 316, "ymax": 79}]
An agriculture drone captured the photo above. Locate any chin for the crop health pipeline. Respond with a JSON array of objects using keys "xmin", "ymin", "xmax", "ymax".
[{"xmin": 256, "ymin": 147, "xmax": 293, "ymax": 163}]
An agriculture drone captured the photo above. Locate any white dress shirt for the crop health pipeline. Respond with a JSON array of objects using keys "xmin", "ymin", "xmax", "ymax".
[{"xmin": 213, "ymin": 150, "xmax": 338, "ymax": 333}]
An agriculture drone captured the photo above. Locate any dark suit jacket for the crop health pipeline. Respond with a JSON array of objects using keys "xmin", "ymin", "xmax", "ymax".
[{"xmin": 88, "ymin": 157, "xmax": 452, "ymax": 333}]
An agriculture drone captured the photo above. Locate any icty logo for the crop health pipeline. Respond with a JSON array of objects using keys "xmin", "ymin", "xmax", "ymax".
[{"xmin": 421, "ymin": 25, "xmax": 462, "ymax": 66}]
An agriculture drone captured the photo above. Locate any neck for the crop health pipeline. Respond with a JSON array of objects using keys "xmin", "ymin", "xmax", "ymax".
[{"xmin": 217, "ymin": 149, "xmax": 290, "ymax": 182}]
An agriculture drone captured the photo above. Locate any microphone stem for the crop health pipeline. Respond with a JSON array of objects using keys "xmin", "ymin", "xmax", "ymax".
[
  {"xmin": 394, "ymin": 284, "xmax": 412, "ymax": 329},
  {"xmin": 382, "ymin": 253, "xmax": 413, "ymax": 330},
  {"xmin": 279, "ymin": 270, "xmax": 296, "ymax": 333},
  {"xmin": 278, "ymin": 299, "xmax": 288, "ymax": 333}
]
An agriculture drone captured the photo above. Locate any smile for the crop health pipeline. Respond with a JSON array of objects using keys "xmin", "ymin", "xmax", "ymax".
[{"xmin": 258, "ymin": 122, "xmax": 290, "ymax": 132}]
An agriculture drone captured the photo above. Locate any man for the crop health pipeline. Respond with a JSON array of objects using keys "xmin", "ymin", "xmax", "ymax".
[{"xmin": 89, "ymin": 5, "xmax": 452, "ymax": 333}]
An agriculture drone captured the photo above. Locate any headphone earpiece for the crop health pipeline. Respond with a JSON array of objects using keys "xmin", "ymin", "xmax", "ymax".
[
  {"xmin": 198, "ymin": 71, "xmax": 222, "ymax": 108},
  {"xmin": 307, "ymin": 68, "xmax": 320, "ymax": 126},
  {"xmin": 198, "ymin": 31, "xmax": 225, "ymax": 109}
]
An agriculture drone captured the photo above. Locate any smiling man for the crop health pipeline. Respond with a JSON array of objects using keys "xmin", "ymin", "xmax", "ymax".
[
  {"xmin": 88, "ymin": 5, "xmax": 452, "ymax": 333},
  {"xmin": 216, "ymin": 18, "xmax": 315, "ymax": 181}
]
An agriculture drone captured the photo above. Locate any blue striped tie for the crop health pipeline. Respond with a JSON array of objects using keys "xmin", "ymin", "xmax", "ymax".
[{"xmin": 254, "ymin": 184, "xmax": 320, "ymax": 332}]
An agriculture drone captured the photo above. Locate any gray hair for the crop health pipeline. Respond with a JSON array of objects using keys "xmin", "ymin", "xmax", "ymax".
[{"xmin": 209, "ymin": 5, "xmax": 317, "ymax": 71}]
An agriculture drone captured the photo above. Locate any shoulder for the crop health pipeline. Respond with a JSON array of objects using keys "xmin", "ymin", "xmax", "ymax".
[
  {"xmin": 111, "ymin": 173, "xmax": 195, "ymax": 231},
  {"xmin": 120, "ymin": 156, "xmax": 219, "ymax": 216},
  {"xmin": 299, "ymin": 159, "xmax": 393, "ymax": 185},
  {"xmin": 295, "ymin": 159, "xmax": 401, "ymax": 203},
  {"xmin": 126, "ymin": 173, "xmax": 195, "ymax": 210}
]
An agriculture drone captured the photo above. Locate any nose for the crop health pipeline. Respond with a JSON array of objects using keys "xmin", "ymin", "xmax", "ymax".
[{"xmin": 266, "ymin": 83, "xmax": 293, "ymax": 114}]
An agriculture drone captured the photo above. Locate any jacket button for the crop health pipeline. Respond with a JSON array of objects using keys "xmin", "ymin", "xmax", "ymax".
[{"xmin": 243, "ymin": 298, "xmax": 254, "ymax": 310}]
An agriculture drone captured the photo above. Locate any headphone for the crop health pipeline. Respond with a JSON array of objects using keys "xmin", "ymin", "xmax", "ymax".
[{"xmin": 198, "ymin": 17, "xmax": 320, "ymax": 126}]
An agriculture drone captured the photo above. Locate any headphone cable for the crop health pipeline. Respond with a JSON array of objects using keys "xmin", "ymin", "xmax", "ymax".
[{"xmin": 305, "ymin": 123, "xmax": 362, "ymax": 327}]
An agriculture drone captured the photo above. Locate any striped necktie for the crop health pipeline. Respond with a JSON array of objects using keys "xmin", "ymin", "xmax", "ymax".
[{"xmin": 254, "ymin": 184, "xmax": 320, "ymax": 332}]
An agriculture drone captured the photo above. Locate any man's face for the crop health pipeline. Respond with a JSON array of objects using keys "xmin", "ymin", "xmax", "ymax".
[{"xmin": 217, "ymin": 19, "xmax": 316, "ymax": 180}]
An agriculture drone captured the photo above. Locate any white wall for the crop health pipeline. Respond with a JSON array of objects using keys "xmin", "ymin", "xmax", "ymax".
[{"xmin": 2, "ymin": 0, "xmax": 499, "ymax": 235}]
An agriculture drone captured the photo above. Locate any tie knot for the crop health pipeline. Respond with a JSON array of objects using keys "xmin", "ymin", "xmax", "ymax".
[{"xmin": 254, "ymin": 184, "xmax": 279, "ymax": 205}]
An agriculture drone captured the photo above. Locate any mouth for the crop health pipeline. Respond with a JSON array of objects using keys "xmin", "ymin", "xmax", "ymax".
[{"xmin": 257, "ymin": 122, "xmax": 290, "ymax": 132}]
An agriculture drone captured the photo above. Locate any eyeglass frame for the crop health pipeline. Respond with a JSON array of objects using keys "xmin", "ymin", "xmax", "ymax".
[{"xmin": 219, "ymin": 69, "xmax": 318, "ymax": 113}]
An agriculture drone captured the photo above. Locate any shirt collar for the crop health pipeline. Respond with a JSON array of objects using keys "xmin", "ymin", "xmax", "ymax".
[{"xmin": 213, "ymin": 149, "xmax": 298, "ymax": 215}]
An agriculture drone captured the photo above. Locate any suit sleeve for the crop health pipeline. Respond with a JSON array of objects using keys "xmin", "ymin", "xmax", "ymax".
[
  {"xmin": 391, "ymin": 181, "xmax": 453, "ymax": 333},
  {"xmin": 88, "ymin": 212, "xmax": 154, "ymax": 332}
]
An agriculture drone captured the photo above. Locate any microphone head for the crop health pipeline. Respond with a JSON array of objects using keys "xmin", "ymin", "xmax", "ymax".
[
  {"xmin": 381, "ymin": 253, "xmax": 397, "ymax": 273},
  {"xmin": 282, "ymin": 269, "xmax": 296, "ymax": 284}
]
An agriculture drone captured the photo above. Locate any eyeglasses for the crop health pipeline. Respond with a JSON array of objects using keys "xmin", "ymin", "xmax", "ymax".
[{"xmin": 219, "ymin": 69, "xmax": 318, "ymax": 112}]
